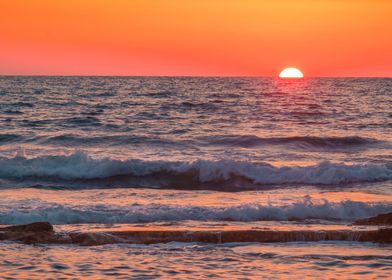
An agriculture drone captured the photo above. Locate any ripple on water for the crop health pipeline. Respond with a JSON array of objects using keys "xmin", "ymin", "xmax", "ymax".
[{"xmin": 0, "ymin": 242, "xmax": 390, "ymax": 279}]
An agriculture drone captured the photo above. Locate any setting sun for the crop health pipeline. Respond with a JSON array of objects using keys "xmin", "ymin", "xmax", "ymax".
[{"xmin": 279, "ymin": 67, "xmax": 304, "ymax": 78}]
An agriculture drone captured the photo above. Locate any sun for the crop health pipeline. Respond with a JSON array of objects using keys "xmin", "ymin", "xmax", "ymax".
[{"xmin": 279, "ymin": 67, "xmax": 304, "ymax": 79}]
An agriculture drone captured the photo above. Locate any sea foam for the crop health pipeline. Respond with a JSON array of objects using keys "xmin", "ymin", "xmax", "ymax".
[
  {"xmin": 0, "ymin": 198, "xmax": 390, "ymax": 225},
  {"xmin": 0, "ymin": 152, "xmax": 391, "ymax": 187}
]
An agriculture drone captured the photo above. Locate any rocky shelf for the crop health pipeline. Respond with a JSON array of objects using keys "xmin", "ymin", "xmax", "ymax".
[{"xmin": 0, "ymin": 214, "xmax": 391, "ymax": 246}]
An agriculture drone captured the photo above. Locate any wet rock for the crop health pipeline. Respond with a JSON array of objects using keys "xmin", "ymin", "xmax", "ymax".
[
  {"xmin": 69, "ymin": 232, "xmax": 125, "ymax": 246},
  {"xmin": 0, "ymin": 222, "xmax": 391, "ymax": 245},
  {"xmin": 353, "ymin": 212, "xmax": 392, "ymax": 226},
  {"xmin": 359, "ymin": 228, "xmax": 392, "ymax": 243},
  {"xmin": 0, "ymin": 222, "xmax": 71, "ymax": 244},
  {"xmin": 106, "ymin": 229, "xmax": 392, "ymax": 244},
  {"xmin": 109, "ymin": 230, "xmax": 191, "ymax": 244},
  {"xmin": 2, "ymin": 222, "xmax": 54, "ymax": 232}
]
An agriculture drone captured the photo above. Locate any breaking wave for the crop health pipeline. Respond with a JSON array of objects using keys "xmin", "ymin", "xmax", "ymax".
[
  {"xmin": 0, "ymin": 199, "xmax": 390, "ymax": 225},
  {"xmin": 0, "ymin": 152, "xmax": 391, "ymax": 189}
]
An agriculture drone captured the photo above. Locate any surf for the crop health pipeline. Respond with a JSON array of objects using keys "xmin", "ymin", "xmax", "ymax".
[{"xmin": 0, "ymin": 152, "xmax": 391, "ymax": 190}]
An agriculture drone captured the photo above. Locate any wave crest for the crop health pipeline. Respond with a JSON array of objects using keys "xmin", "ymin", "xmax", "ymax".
[
  {"xmin": 0, "ymin": 199, "xmax": 390, "ymax": 225},
  {"xmin": 0, "ymin": 152, "xmax": 391, "ymax": 188}
]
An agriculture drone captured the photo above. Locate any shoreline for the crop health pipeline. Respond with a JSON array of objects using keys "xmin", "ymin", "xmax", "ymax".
[{"xmin": 1, "ymin": 219, "xmax": 391, "ymax": 246}]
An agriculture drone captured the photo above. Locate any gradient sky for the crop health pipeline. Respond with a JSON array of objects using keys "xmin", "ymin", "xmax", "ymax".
[{"xmin": 0, "ymin": 0, "xmax": 391, "ymax": 76}]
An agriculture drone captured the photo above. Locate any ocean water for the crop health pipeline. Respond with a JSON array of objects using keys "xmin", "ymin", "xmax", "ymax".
[
  {"xmin": 0, "ymin": 76, "xmax": 391, "ymax": 278},
  {"xmin": 1, "ymin": 242, "xmax": 391, "ymax": 279}
]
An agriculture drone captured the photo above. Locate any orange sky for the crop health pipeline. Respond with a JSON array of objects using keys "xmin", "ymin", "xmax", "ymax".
[{"xmin": 0, "ymin": 0, "xmax": 391, "ymax": 76}]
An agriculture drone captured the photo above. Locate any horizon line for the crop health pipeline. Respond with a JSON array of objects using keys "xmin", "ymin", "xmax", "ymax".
[{"xmin": 0, "ymin": 74, "xmax": 391, "ymax": 78}]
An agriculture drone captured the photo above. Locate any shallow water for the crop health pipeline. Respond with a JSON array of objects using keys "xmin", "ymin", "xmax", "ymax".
[
  {"xmin": 0, "ymin": 77, "xmax": 391, "ymax": 278},
  {"xmin": 0, "ymin": 242, "xmax": 391, "ymax": 279}
]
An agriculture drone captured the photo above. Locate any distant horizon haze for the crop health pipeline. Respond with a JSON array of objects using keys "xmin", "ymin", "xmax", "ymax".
[{"xmin": 0, "ymin": 75, "xmax": 391, "ymax": 78}]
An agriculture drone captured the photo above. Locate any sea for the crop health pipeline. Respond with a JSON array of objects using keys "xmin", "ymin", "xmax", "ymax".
[{"xmin": 0, "ymin": 76, "xmax": 391, "ymax": 279}]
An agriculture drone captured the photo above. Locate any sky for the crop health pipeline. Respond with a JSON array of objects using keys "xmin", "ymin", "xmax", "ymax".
[{"xmin": 0, "ymin": 0, "xmax": 391, "ymax": 76}]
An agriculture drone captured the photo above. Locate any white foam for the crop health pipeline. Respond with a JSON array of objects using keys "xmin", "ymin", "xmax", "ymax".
[
  {"xmin": 0, "ymin": 198, "xmax": 390, "ymax": 225},
  {"xmin": 0, "ymin": 151, "xmax": 391, "ymax": 186}
]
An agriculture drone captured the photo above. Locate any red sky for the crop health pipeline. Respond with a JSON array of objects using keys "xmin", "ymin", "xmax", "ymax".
[{"xmin": 0, "ymin": 0, "xmax": 391, "ymax": 76}]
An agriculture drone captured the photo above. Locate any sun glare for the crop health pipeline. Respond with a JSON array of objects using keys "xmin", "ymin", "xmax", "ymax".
[{"xmin": 279, "ymin": 67, "xmax": 304, "ymax": 79}]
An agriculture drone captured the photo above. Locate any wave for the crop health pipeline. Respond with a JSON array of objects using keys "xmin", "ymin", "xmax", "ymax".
[
  {"xmin": 0, "ymin": 133, "xmax": 183, "ymax": 147},
  {"xmin": 0, "ymin": 131, "xmax": 381, "ymax": 151},
  {"xmin": 0, "ymin": 133, "xmax": 24, "ymax": 144},
  {"xmin": 200, "ymin": 135, "xmax": 379, "ymax": 148},
  {"xmin": 0, "ymin": 152, "xmax": 391, "ymax": 188},
  {"xmin": 0, "ymin": 199, "xmax": 390, "ymax": 225},
  {"xmin": 40, "ymin": 134, "xmax": 176, "ymax": 146}
]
